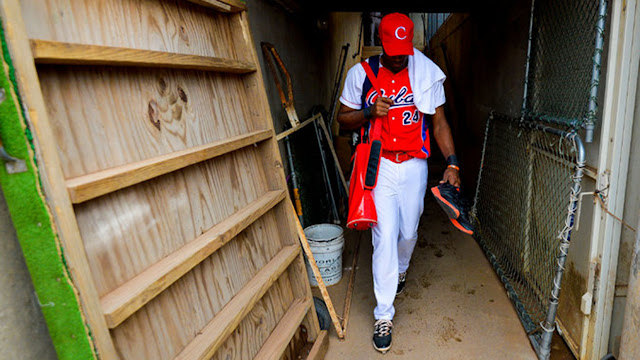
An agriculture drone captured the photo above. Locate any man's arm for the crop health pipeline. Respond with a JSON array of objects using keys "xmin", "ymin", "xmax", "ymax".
[
  {"xmin": 337, "ymin": 98, "xmax": 394, "ymax": 130},
  {"xmin": 432, "ymin": 105, "xmax": 461, "ymax": 187}
]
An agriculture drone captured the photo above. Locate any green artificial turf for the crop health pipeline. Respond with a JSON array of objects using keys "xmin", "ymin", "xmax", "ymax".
[{"xmin": 0, "ymin": 18, "xmax": 97, "ymax": 360}]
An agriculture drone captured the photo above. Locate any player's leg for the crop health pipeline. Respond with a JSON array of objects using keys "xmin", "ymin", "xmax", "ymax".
[
  {"xmin": 397, "ymin": 158, "xmax": 428, "ymax": 274},
  {"xmin": 371, "ymin": 158, "xmax": 400, "ymax": 353},
  {"xmin": 371, "ymin": 158, "xmax": 401, "ymax": 321}
]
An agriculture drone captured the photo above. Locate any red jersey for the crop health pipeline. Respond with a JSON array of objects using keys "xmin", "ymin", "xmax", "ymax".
[{"xmin": 363, "ymin": 66, "xmax": 431, "ymax": 158}]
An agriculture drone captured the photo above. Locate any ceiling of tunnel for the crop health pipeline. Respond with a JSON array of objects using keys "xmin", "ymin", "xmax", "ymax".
[{"xmin": 266, "ymin": 0, "xmax": 504, "ymax": 14}]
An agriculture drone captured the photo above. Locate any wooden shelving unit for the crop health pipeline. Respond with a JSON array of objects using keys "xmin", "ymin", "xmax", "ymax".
[{"xmin": 1, "ymin": 0, "xmax": 325, "ymax": 358}]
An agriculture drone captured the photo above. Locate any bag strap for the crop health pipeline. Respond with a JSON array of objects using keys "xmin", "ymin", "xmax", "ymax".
[
  {"xmin": 361, "ymin": 61, "xmax": 384, "ymax": 141},
  {"xmin": 361, "ymin": 61, "xmax": 382, "ymax": 97},
  {"xmin": 360, "ymin": 55, "xmax": 380, "ymax": 107}
]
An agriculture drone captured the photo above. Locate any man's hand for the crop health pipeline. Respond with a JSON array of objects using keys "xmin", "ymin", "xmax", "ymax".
[
  {"xmin": 337, "ymin": 97, "xmax": 394, "ymax": 130},
  {"xmin": 371, "ymin": 97, "xmax": 394, "ymax": 118},
  {"xmin": 441, "ymin": 168, "xmax": 461, "ymax": 187}
]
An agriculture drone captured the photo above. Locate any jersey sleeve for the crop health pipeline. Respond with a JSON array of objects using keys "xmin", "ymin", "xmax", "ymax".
[
  {"xmin": 339, "ymin": 63, "xmax": 366, "ymax": 110},
  {"xmin": 430, "ymin": 79, "xmax": 446, "ymax": 110}
]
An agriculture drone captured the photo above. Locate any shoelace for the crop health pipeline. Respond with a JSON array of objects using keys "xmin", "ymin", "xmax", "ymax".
[
  {"xmin": 398, "ymin": 272, "xmax": 406, "ymax": 283},
  {"xmin": 374, "ymin": 320, "xmax": 393, "ymax": 337}
]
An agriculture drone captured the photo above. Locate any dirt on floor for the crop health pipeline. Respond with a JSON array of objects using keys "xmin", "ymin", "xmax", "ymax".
[{"xmin": 310, "ymin": 179, "xmax": 575, "ymax": 360}]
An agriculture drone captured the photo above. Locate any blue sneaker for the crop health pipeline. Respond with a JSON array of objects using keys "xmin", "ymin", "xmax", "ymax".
[{"xmin": 373, "ymin": 319, "xmax": 393, "ymax": 353}]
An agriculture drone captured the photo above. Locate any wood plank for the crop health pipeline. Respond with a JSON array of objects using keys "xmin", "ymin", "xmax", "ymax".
[
  {"xmin": 186, "ymin": 0, "xmax": 231, "ymax": 12},
  {"xmin": 30, "ymin": 40, "xmax": 257, "ymax": 74},
  {"xmin": 253, "ymin": 298, "xmax": 312, "ymax": 360},
  {"xmin": 361, "ymin": 46, "xmax": 382, "ymax": 61},
  {"xmin": 290, "ymin": 201, "xmax": 344, "ymax": 339},
  {"xmin": 304, "ymin": 330, "xmax": 329, "ymax": 360},
  {"xmin": 175, "ymin": 244, "xmax": 301, "ymax": 360},
  {"xmin": 211, "ymin": 276, "xmax": 296, "ymax": 360},
  {"xmin": 218, "ymin": 0, "xmax": 247, "ymax": 11},
  {"xmin": 186, "ymin": 0, "xmax": 247, "ymax": 12},
  {"xmin": 275, "ymin": 113, "xmax": 321, "ymax": 141},
  {"xmin": 341, "ymin": 231, "xmax": 363, "ymax": 335},
  {"xmin": 21, "ymin": 0, "xmax": 241, "ymax": 60},
  {"xmin": 67, "ymin": 129, "xmax": 272, "ymax": 204},
  {"xmin": 101, "ymin": 189, "xmax": 286, "ymax": 328},
  {"xmin": 0, "ymin": 1, "xmax": 119, "ymax": 358}
]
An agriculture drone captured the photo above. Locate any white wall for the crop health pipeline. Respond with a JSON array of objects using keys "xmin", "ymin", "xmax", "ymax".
[{"xmin": 608, "ymin": 59, "xmax": 640, "ymax": 357}]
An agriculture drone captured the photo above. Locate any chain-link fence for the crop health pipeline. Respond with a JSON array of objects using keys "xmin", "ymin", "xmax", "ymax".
[
  {"xmin": 470, "ymin": 1, "xmax": 606, "ymax": 358},
  {"xmin": 472, "ymin": 113, "xmax": 585, "ymax": 359},
  {"xmin": 523, "ymin": 0, "xmax": 606, "ymax": 134}
]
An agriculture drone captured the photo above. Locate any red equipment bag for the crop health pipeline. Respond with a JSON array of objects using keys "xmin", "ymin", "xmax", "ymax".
[{"xmin": 347, "ymin": 61, "xmax": 384, "ymax": 230}]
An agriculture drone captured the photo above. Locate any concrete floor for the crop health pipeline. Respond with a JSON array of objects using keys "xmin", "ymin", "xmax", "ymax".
[{"xmin": 312, "ymin": 180, "xmax": 554, "ymax": 359}]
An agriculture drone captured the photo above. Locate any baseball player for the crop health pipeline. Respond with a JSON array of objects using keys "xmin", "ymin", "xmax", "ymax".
[{"xmin": 337, "ymin": 13, "xmax": 461, "ymax": 353}]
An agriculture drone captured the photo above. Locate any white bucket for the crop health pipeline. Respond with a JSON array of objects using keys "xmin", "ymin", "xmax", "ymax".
[{"xmin": 303, "ymin": 224, "xmax": 344, "ymax": 286}]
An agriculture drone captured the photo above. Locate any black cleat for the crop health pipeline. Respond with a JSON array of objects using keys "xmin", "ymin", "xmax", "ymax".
[
  {"xmin": 396, "ymin": 272, "xmax": 407, "ymax": 295},
  {"xmin": 450, "ymin": 210, "xmax": 474, "ymax": 235},
  {"xmin": 432, "ymin": 183, "xmax": 475, "ymax": 235},
  {"xmin": 431, "ymin": 183, "xmax": 463, "ymax": 219},
  {"xmin": 373, "ymin": 319, "xmax": 393, "ymax": 353}
]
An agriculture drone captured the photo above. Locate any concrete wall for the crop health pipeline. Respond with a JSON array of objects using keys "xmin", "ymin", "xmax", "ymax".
[
  {"xmin": 246, "ymin": 0, "xmax": 335, "ymax": 225},
  {"xmin": 325, "ymin": 12, "xmax": 361, "ymax": 132},
  {"xmin": 0, "ymin": 187, "xmax": 57, "ymax": 360},
  {"xmin": 428, "ymin": 2, "xmax": 531, "ymax": 188},
  {"xmin": 247, "ymin": 0, "xmax": 327, "ymax": 132}
]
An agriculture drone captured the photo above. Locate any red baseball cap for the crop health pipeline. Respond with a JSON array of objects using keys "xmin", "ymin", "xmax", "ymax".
[{"xmin": 379, "ymin": 13, "xmax": 414, "ymax": 56}]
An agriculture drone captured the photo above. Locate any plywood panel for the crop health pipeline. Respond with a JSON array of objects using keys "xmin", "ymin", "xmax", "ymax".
[
  {"xmin": 20, "ymin": 0, "xmax": 240, "ymax": 59},
  {"xmin": 37, "ymin": 66, "xmax": 256, "ymax": 178},
  {"xmin": 75, "ymin": 147, "xmax": 268, "ymax": 296},
  {"xmin": 213, "ymin": 276, "xmax": 297, "ymax": 360},
  {"xmin": 111, "ymin": 211, "xmax": 289, "ymax": 359},
  {"xmin": 101, "ymin": 190, "xmax": 285, "ymax": 328}
]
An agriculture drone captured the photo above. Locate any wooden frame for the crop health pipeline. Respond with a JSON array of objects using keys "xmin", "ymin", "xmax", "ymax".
[
  {"xmin": 584, "ymin": 0, "xmax": 640, "ymax": 358},
  {"xmin": 2, "ymin": 0, "xmax": 322, "ymax": 359},
  {"xmin": 30, "ymin": 40, "xmax": 257, "ymax": 74}
]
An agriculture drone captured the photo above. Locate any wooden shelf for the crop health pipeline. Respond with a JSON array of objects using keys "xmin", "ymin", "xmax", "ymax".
[
  {"xmin": 253, "ymin": 298, "xmax": 312, "ymax": 360},
  {"xmin": 100, "ymin": 190, "xmax": 286, "ymax": 328},
  {"xmin": 174, "ymin": 244, "xmax": 301, "ymax": 360},
  {"xmin": 30, "ymin": 40, "xmax": 256, "ymax": 74},
  {"xmin": 186, "ymin": 0, "xmax": 247, "ymax": 12},
  {"xmin": 275, "ymin": 113, "xmax": 320, "ymax": 141},
  {"xmin": 66, "ymin": 129, "xmax": 272, "ymax": 204},
  {"xmin": 361, "ymin": 46, "xmax": 382, "ymax": 61}
]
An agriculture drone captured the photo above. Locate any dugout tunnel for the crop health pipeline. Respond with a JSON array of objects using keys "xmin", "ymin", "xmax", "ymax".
[{"xmin": 0, "ymin": 1, "xmax": 639, "ymax": 360}]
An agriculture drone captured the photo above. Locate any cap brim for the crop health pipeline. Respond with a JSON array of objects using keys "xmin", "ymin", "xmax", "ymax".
[{"xmin": 383, "ymin": 43, "xmax": 414, "ymax": 56}]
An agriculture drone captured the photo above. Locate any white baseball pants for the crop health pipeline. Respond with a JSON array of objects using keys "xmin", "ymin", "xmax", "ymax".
[{"xmin": 371, "ymin": 157, "xmax": 428, "ymax": 320}]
